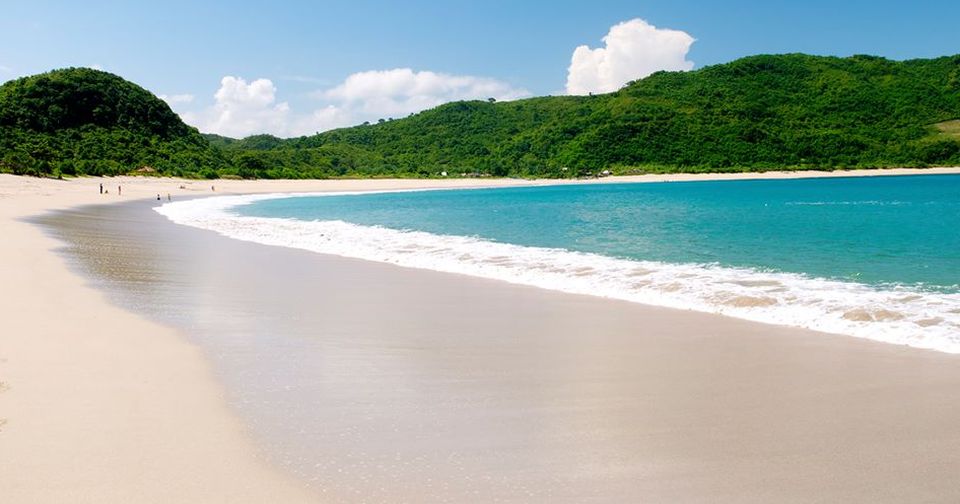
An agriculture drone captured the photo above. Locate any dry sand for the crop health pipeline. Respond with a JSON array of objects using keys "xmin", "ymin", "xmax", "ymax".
[
  {"xmin": 0, "ymin": 180, "xmax": 322, "ymax": 502},
  {"xmin": 1, "ymin": 167, "xmax": 960, "ymax": 502},
  {"xmin": 0, "ymin": 174, "xmax": 565, "ymax": 503}
]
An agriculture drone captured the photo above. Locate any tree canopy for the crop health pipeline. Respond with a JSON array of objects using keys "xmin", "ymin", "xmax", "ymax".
[
  {"xmin": 0, "ymin": 68, "xmax": 225, "ymax": 177},
  {"xmin": 2, "ymin": 54, "xmax": 959, "ymax": 179}
]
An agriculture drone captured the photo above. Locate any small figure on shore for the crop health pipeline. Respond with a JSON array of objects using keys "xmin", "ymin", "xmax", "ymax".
[
  {"xmin": 157, "ymin": 194, "xmax": 161, "ymax": 201},
  {"xmin": 211, "ymin": 185, "xmax": 215, "ymax": 192},
  {"xmin": 99, "ymin": 183, "xmax": 103, "ymax": 194},
  {"xmin": 118, "ymin": 185, "xmax": 122, "ymax": 196}
]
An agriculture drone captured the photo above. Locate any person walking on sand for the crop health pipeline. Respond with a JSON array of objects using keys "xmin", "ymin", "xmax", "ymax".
[
  {"xmin": 118, "ymin": 185, "xmax": 121, "ymax": 196},
  {"xmin": 99, "ymin": 183, "xmax": 103, "ymax": 194}
]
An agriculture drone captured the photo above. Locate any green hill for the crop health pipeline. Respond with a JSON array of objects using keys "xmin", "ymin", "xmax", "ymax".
[
  {"xmin": 2, "ymin": 54, "xmax": 960, "ymax": 179},
  {"xmin": 0, "ymin": 68, "xmax": 225, "ymax": 177},
  {"xmin": 240, "ymin": 53, "xmax": 959, "ymax": 178}
]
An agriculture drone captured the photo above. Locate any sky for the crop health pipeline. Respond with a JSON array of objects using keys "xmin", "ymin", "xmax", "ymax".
[{"xmin": 2, "ymin": 0, "xmax": 959, "ymax": 138}]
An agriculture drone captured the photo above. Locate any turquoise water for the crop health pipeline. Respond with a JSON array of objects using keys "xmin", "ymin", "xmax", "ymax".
[
  {"xmin": 158, "ymin": 174, "xmax": 960, "ymax": 351},
  {"xmin": 239, "ymin": 175, "xmax": 960, "ymax": 293}
]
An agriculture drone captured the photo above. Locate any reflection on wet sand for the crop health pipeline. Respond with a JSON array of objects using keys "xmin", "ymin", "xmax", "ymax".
[{"xmin": 36, "ymin": 200, "xmax": 960, "ymax": 503}]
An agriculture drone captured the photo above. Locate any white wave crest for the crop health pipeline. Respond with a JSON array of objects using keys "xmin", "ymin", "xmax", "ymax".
[{"xmin": 156, "ymin": 193, "xmax": 960, "ymax": 354}]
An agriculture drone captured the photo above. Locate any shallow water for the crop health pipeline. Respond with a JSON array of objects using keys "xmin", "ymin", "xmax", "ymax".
[
  {"xmin": 159, "ymin": 175, "xmax": 960, "ymax": 352},
  {"xmin": 34, "ymin": 199, "xmax": 960, "ymax": 503}
]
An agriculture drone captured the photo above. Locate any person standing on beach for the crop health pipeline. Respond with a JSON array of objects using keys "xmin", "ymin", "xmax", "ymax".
[
  {"xmin": 99, "ymin": 183, "xmax": 103, "ymax": 194},
  {"xmin": 118, "ymin": 185, "xmax": 121, "ymax": 196}
]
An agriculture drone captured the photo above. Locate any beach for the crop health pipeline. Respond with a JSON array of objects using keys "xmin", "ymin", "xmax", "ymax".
[{"xmin": 3, "ymin": 167, "xmax": 960, "ymax": 502}]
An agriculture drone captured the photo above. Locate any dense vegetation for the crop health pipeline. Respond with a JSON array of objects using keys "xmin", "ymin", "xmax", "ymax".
[
  {"xmin": 3, "ymin": 54, "xmax": 960, "ymax": 179},
  {"xmin": 0, "ymin": 68, "xmax": 226, "ymax": 177}
]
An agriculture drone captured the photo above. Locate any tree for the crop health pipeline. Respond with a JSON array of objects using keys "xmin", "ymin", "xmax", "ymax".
[{"xmin": 236, "ymin": 153, "xmax": 267, "ymax": 179}]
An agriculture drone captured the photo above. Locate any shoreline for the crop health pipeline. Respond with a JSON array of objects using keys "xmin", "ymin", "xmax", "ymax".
[
  {"xmin": 160, "ymin": 177, "xmax": 960, "ymax": 354},
  {"xmin": 583, "ymin": 165, "xmax": 960, "ymax": 184},
  {"xmin": 8, "ymin": 165, "xmax": 960, "ymax": 196},
  {"xmin": 2, "ymin": 168, "xmax": 960, "ymax": 501},
  {"xmin": 0, "ymin": 185, "xmax": 321, "ymax": 501},
  {"xmin": 38, "ymin": 183, "xmax": 960, "ymax": 502}
]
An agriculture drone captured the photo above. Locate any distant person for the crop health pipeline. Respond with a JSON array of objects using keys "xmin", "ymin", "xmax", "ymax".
[
  {"xmin": 118, "ymin": 185, "xmax": 121, "ymax": 196},
  {"xmin": 211, "ymin": 185, "xmax": 215, "ymax": 192},
  {"xmin": 99, "ymin": 183, "xmax": 103, "ymax": 194},
  {"xmin": 157, "ymin": 194, "xmax": 161, "ymax": 200}
]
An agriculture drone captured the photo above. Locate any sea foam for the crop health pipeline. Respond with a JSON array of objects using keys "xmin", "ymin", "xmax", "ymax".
[{"xmin": 156, "ymin": 193, "xmax": 960, "ymax": 354}]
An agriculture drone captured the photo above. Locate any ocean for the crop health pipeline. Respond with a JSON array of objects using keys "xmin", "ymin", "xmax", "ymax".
[{"xmin": 157, "ymin": 174, "xmax": 960, "ymax": 353}]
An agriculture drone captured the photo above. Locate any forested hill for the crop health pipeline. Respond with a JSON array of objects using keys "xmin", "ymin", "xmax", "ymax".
[
  {"xmin": 229, "ymin": 54, "xmax": 960, "ymax": 178},
  {"xmin": 3, "ymin": 54, "xmax": 960, "ymax": 179},
  {"xmin": 0, "ymin": 68, "xmax": 225, "ymax": 177}
]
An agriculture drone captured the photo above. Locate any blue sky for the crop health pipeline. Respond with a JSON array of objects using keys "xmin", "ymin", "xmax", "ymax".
[{"xmin": 2, "ymin": 0, "xmax": 958, "ymax": 137}]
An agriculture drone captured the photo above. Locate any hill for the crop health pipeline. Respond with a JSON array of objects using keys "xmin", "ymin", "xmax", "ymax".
[
  {"xmin": 2, "ymin": 55, "xmax": 959, "ymax": 179},
  {"xmin": 231, "ymin": 53, "xmax": 960, "ymax": 178},
  {"xmin": 0, "ymin": 68, "xmax": 225, "ymax": 177}
]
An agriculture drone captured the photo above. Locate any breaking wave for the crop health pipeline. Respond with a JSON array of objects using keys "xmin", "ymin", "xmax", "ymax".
[{"xmin": 156, "ymin": 193, "xmax": 960, "ymax": 354}]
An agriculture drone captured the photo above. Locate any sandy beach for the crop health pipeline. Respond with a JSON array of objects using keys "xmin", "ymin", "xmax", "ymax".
[
  {"xmin": 2, "ymin": 167, "xmax": 960, "ymax": 502},
  {"xmin": 0, "ymin": 174, "xmax": 558, "ymax": 503}
]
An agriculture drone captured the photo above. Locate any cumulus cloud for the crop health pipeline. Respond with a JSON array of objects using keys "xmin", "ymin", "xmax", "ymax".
[
  {"xmin": 179, "ymin": 70, "xmax": 529, "ymax": 138},
  {"xmin": 566, "ymin": 18, "xmax": 695, "ymax": 95},
  {"xmin": 181, "ymin": 76, "xmax": 291, "ymax": 138},
  {"xmin": 322, "ymin": 68, "xmax": 530, "ymax": 118}
]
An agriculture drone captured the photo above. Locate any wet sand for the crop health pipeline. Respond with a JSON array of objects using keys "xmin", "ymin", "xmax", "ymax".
[
  {"xmin": 3, "ymin": 170, "xmax": 960, "ymax": 502},
  {"xmin": 0, "ymin": 181, "xmax": 316, "ymax": 502},
  {"xmin": 35, "ymin": 192, "xmax": 960, "ymax": 502}
]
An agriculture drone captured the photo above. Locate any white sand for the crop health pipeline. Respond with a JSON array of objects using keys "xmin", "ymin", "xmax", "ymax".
[{"xmin": 1, "ymin": 166, "xmax": 958, "ymax": 502}]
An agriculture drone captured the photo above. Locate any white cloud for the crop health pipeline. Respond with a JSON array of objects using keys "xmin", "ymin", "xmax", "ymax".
[
  {"xmin": 158, "ymin": 93, "xmax": 195, "ymax": 105},
  {"xmin": 179, "ymin": 70, "xmax": 529, "ymax": 138},
  {"xmin": 322, "ymin": 68, "xmax": 530, "ymax": 118},
  {"xmin": 566, "ymin": 18, "xmax": 695, "ymax": 95},
  {"xmin": 289, "ymin": 105, "xmax": 354, "ymax": 136},
  {"xmin": 182, "ymin": 76, "xmax": 291, "ymax": 138}
]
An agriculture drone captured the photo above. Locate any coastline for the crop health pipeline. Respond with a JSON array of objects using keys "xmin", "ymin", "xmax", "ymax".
[
  {"xmin": 2, "ymin": 167, "xmax": 960, "ymax": 501},
  {"xmin": 0, "ymin": 173, "xmax": 571, "ymax": 503},
  {"xmin": 0, "ymin": 178, "xmax": 322, "ymax": 501}
]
